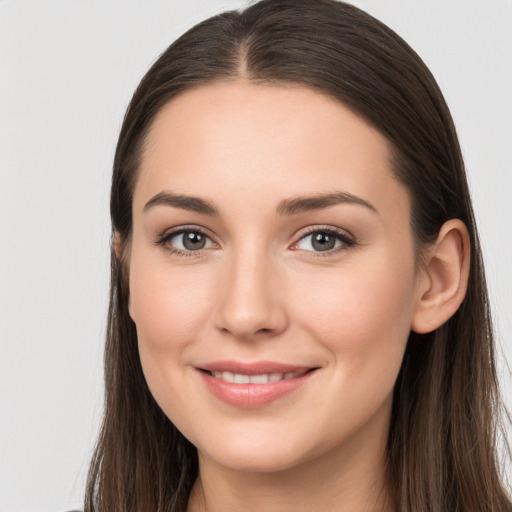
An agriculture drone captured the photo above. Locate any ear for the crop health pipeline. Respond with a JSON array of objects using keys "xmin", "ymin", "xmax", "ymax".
[
  {"xmin": 411, "ymin": 219, "xmax": 470, "ymax": 334},
  {"xmin": 112, "ymin": 231, "xmax": 135, "ymax": 321},
  {"xmin": 113, "ymin": 231, "xmax": 123, "ymax": 261}
]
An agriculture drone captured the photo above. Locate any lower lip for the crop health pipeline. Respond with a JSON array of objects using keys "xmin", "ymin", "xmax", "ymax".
[{"xmin": 198, "ymin": 370, "xmax": 316, "ymax": 408}]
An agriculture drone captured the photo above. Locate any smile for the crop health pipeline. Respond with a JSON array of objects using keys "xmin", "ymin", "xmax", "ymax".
[
  {"xmin": 197, "ymin": 362, "xmax": 318, "ymax": 408},
  {"xmin": 206, "ymin": 370, "xmax": 309, "ymax": 384}
]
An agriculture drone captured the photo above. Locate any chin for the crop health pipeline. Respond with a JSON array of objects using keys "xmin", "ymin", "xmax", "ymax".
[
  {"xmin": 206, "ymin": 446, "xmax": 307, "ymax": 474},
  {"xmin": 192, "ymin": 427, "xmax": 320, "ymax": 474}
]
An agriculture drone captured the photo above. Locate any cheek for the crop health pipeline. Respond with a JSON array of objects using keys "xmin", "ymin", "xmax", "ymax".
[
  {"xmin": 128, "ymin": 252, "xmax": 214, "ymax": 420},
  {"xmin": 288, "ymin": 257, "xmax": 416, "ymax": 445},
  {"xmin": 127, "ymin": 246, "xmax": 215, "ymax": 410},
  {"xmin": 129, "ymin": 255, "xmax": 210, "ymax": 352},
  {"xmin": 292, "ymin": 254, "xmax": 416, "ymax": 376}
]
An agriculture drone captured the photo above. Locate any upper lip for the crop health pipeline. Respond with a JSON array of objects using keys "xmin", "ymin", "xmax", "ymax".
[{"xmin": 198, "ymin": 360, "xmax": 317, "ymax": 375}]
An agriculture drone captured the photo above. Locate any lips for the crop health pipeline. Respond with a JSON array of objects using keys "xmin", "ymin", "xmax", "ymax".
[{"xmin": 197, "ymin": 361, "xmax": 318, "ymax": 408}]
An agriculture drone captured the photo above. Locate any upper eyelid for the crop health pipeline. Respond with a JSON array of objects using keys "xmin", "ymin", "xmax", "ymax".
[
  {"xmin": 294, "ymin": 225, "xmax": 354, "ymax": 239},
  {"xmin": 154, "ymin": 226, "xmax": 218, "ymax": 253},
  {"xmin": 159, "ymin": 224, "xmax": 216, "ymax": 240},
  {"xmin": 157, "ymin": 224, "xmax": 355, "ymax": 254},
  {"xmin": 158, "ymin": 224, "xmax": 352, "ymax": 240}
]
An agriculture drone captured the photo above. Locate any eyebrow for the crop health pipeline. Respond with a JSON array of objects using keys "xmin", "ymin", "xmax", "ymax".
[
  {"xmin": 276, "ymin": 191, "xmax": 378, "ymax": 215},
  {"xmin": 144, "ymin": 191, "xmax": 219, "ymax": 215},
  {"xmin": 143, "ymin": 190, "xmax": 378, "ymax": 216}
]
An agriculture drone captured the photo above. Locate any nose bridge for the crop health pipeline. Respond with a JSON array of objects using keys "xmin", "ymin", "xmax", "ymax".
[{"xmin": 214, "ymin": 239, "xmax": 287, "ymax": 340}]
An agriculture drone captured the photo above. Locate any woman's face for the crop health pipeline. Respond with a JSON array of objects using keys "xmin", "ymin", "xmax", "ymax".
[{"xmin": 128, "ymin": 81, "xmax": 425, "ymax": 473}]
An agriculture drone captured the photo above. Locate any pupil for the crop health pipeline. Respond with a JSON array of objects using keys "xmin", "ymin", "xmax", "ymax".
[
  {"xmin": 183, "ymin": 231, "xmax": 206, "ymax": 250},
  {"xmin": 312, "ymin": 232, "xmax": 335, "ymax": 251}
]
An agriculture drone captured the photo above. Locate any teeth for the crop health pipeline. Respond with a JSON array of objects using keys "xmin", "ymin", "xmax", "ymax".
[
  {"xmin": 210, "ymin": 371, "xmax": 304, "ymax": 384},
  {"xmin": 221, "ymin": 371, "xmax": 235, "ymax": 383},
  {"xmin": 234, "ymin": 373, "xmax": 250, "ymax": 384}
]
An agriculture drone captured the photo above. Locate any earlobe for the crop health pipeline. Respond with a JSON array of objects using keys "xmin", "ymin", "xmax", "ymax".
[
  {"xmin": 112, "ymin": 231, "xmax": 136, "ymax": 322},
  {"xmin": 113, "ymin": 231, "xmax": 123, "ymax": 261},
  {"xmin": 411, "ymin": 219, "xmax": 470, "ymax": 334}
]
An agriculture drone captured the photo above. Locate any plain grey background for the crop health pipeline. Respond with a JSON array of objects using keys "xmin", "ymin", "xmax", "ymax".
[{"xmin": 1, "ymin": 1, "xmax": 511, "ymax": 511}]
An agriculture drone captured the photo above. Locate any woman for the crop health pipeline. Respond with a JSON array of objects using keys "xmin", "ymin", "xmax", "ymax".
[{"xmin": 85, "ymin": 0, "xmax": 511, "ymax": 510}]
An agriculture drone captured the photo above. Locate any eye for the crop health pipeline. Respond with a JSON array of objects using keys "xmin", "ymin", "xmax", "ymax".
[
  {"xmin": 293, "ymin": 228, "xmax": 356, "ymax": 253},
  {"xmin": 157, "ymin": 228, "xmax": 216, "ymax": 256}
]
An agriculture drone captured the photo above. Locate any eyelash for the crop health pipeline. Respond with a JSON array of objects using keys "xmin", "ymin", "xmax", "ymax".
[
  {"xmin": 155, "ymin": 225, "xmax": 357, "ymax": 258},
  {"xmin": 292, "ymin": 226, "xmax": 357, "ymax": 256},
  {"xmin": 154, "ymin": 225, "xmax": 217, "ymax": 258}
]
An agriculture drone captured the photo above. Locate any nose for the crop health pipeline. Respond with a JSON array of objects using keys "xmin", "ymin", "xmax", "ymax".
[{"xmin": 213, "ymin": 250, "xmax": 288, "ymax": 341}]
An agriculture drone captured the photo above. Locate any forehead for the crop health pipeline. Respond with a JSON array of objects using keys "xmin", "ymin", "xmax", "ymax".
[{"xmin": 134, "ymin": 80, "xmax": 408, "ymax": 219}]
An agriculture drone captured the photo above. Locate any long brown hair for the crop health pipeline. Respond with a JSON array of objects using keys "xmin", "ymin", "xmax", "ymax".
[{"xmin": 85, "ymin": 1, "xmax": 511, "ymax": 510}]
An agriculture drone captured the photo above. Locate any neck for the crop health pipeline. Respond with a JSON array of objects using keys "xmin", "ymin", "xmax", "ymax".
[{"xmin": 187, "ymin": 401, "xmax": 394, "ymax": 512}]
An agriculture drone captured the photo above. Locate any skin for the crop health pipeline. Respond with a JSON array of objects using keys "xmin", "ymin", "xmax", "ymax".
[{"xmin": 123, "ymin": 80, "xmax": 469, "ymax": 512}]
